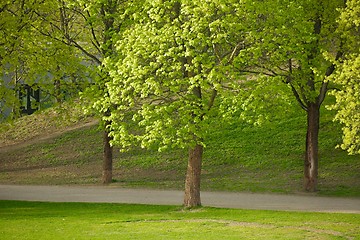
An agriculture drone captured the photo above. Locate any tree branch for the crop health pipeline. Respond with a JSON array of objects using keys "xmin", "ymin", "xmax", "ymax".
[
  {"xmin": 69, "ymin": 39, "xmax": 102, "ymax": 65},
  {"xmin": 34, "ymin": 24, "xmax": 102, "ymax": 65},
  {"xmin": 318, "ymin": 81, "xmax": 329, "ymax": 105},
  {"xmin": 240, "ymin": 68, "xmax": 287, "ymax": 78},
  {"xmin": 290, "ymin": 83, "xmax": 308, "ymax": 111},
  {"xmin": 207, "ymin": 89, "xmax": 217, "ymax": 111},
  {"xmin": 85, "ymin": 8, "xmax": 101, "ymax": 51},
  {"xmin": 227, "ymin": 41, "xmax": 243, "ymax": 64},
  {"xmin": 318, "ymin": 50, "xmax": 343, "ymax": 105},
  {"xmin": 254, "ymin": 64, "xmax": 282, "ymax": 77}
]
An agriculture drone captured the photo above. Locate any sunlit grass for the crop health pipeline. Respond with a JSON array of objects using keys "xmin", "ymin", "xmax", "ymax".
[{"xmin": 0, "ymin": 201, "xmax": 359, "ymax": 240}]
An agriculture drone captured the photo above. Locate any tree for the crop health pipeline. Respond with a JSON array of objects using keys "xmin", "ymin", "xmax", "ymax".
[
  {"xmin": 235, "ymin": 0, "xmax": 347, "ymax": 191},
  {"xmin": 1, "ymin": 0, "xmax": 130, "ymax": 184},
  {"xmin": 0, "ymin": 0, "xmax": 87, "ymax": 119},
  {"xmin": 0, "ymin": 0, "xmax": 46, "ymax": 118},
  {"xmin": 105, "ymin": 0, "xmax": 248, "ymax": 207},
  {"xmin": 329, "ymin": 0, "xmax": 360, "ymax": 155},
  {"xmin": 33, "ymin": 0, "xmax": 139, "ymax": 183}
]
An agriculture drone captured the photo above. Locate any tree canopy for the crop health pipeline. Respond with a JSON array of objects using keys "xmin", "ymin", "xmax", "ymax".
[
  {"xmin": 0, "ymin": 0, "xmax": 88, "ymax": 118},
  {"xmin": 105, "ymin": 0, "xmax": 246, "ymax": 151}
]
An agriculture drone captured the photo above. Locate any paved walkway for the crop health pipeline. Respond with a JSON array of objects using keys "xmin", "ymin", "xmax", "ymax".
[{"xmin": 0, "ymin": 185, "xmax": 359, "ymax": 213}]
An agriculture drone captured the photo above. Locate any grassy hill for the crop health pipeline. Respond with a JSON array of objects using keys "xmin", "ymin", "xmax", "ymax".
[{"xmin": 0, "ymin": 102, "xmax": 359, "ymax": 197}]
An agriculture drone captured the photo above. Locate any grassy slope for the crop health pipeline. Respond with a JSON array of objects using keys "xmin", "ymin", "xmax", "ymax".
[
  {"xmin": 0, "ymin": 101, "xmax": 91, "ymax": 147},
  {"xmin": 0, "ymin": 101, "xmax": 359, "ymax": 197},
  {"xmin": 1, "ymin": 200, "xmax": 359, "ymax": 239}
]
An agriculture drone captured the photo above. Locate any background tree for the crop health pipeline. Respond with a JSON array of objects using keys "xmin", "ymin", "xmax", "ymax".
[
  {"xmin": 105, "ymin": 0, "xmax": 251, "ymax": 207},
  {"xmin": 0, "ymin": 0, "xmax": 44, "ymax": 118},
  {"xmin": 33, "ymin": 0, "xmax": 139, "ymax": 183},
  {"xmin": 234, "ymin": 0, "xmax": 348, "ymax": 191},
  {"xmin": 0, "ymin": 0, "xmax": 87, "ymax": 120}
]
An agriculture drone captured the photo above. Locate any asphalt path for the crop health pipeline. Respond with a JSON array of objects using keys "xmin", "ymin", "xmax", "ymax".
[{"xmin": 1, "ymin": 185, "xmax": 359, "ymax": 213}]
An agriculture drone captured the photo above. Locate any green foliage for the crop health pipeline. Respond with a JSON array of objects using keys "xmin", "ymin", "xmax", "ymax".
[
  {"xmin": 329, "ymin": 55, "xmax": 360, "ymax": 154},
  {"xmin": 230, "ymin": 0, "xmax": 360, "ymax": 160},
  {"xmin": 327, "ymin": 0, "xmax": 360, "ymax": 154},
  {"xmin": 0, "ymin": 0, "xmax": 91, "ymax": 119},
  {"xmin": 105, "ymin": 0, "xmax": 262, "ymax": 151},
  {"xmin": 68, "ymin": 0, "xmax": 143, "ymax": 122},
  {"xmin": 234, "ymin": 0, "xmax": 345, "ymax": 106}
]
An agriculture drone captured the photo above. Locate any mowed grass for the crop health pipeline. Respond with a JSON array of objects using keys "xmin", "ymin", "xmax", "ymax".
[
  {"xmin": 0, "ymin": 100, "xmax": 359, "ymax": 196},
  {"xmin": 0, "ymin": 200, "xmax": 359, "ymax": 240}
]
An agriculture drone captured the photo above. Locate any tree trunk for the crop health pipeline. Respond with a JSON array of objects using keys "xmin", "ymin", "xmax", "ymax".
[
  {"xmin": 184, "ymin": 144, "xmax": 203, "ymax": 207},
  {"xmin": 102, "ymin": 128, "xmax": 113, "ymax": 184},
  {"xmin": 54, "ymin": 78, "xmax": 62, "ymax": 103},
  {"xmin": 304, "ymin": 102, "xmax": 320, "ymax": 192}
]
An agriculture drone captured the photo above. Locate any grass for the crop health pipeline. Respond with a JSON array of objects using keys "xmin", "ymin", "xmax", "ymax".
[
  {"xmin": 0, "ymin": 99, "xmax": 359, "ymax": 196},
  {"xmin": 0, "ymin": 200, "xmax": 359, "ymax": 240},
  {"xmin": 0, "ymin": 101, "xmax": 91, "ymax": 147}
]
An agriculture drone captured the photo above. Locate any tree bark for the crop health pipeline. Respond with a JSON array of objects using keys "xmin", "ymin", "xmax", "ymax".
[
  {"xmin": 184, "ymin": 144, "xmax": 203, "ymax": 207},
  {"xmin": 54, "ymin": 77, "xmax": 62, "ymax": 103},
  {"xmin": 304, "ymin": 102, "xmax": 320, "ymax": 192},
  {"xmin": 102, "ymin": 128, "xmax": 113, "ymax": 184}
]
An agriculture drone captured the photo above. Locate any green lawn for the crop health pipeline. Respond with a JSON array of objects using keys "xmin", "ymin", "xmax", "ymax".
[{"xmin": 0, "ymin": 200, "xmax": 359, "ymax": 240}]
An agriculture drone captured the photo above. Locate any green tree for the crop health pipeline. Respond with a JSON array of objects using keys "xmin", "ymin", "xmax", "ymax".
[
  {"xmin": 105, "ymin": 0, "xmax": 249, "ymax": 207},
  {"xmin": 235, "ymin": 0, "xmax": 347, "ymax": 191},
  {"xmin": 33, "ymin": 0, "xmax": 140, "ymax": 183},
  {"xmin": 0, "ymin": 0, "xmax": 44, "ymax": 118},
  {"xmin": 0, "ymin": 0, "xmax": 87, "ymax": 119}
]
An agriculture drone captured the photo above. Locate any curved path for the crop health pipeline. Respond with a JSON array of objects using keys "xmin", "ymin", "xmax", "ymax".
[{"xmin": 0, "ymin": 185, "xmax": 359, "ymax": 213}]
